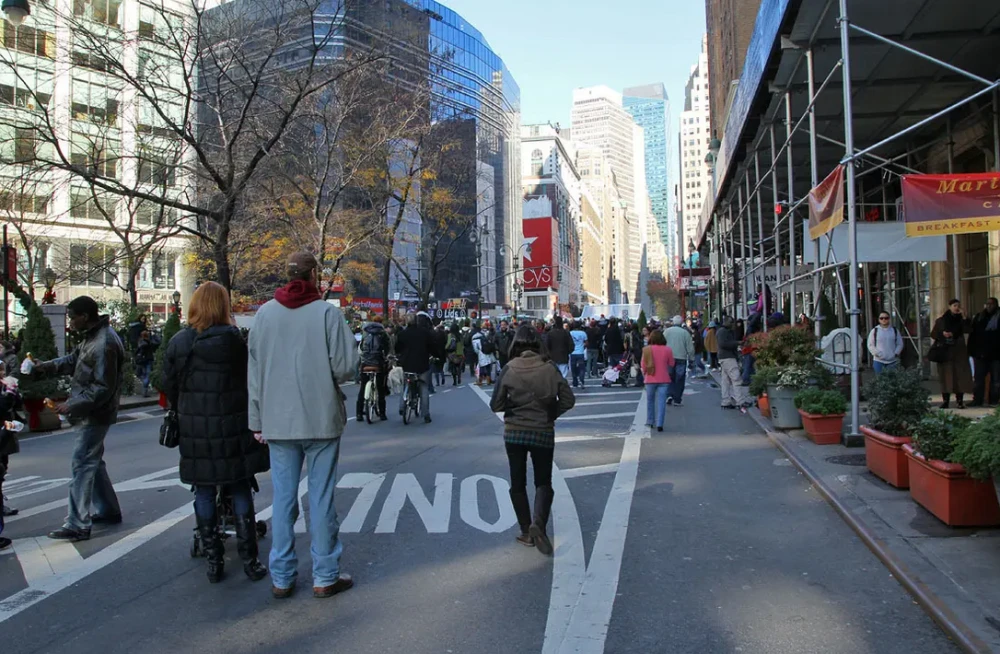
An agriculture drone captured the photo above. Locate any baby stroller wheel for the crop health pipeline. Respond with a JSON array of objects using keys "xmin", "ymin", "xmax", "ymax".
[{"xmin": 256, "ymin": 520, "xmax": 267, "ymax": 538}]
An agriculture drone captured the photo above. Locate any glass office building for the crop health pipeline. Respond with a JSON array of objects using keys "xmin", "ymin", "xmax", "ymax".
[{"xmin": 624, "ymin": 84, "xmax": 672, "ymax": 259}]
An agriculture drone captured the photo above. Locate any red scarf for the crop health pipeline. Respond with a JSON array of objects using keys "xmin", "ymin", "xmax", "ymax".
[{"xmin": 274, "ymin": 280, "xmax": 321, "ymax": 309}]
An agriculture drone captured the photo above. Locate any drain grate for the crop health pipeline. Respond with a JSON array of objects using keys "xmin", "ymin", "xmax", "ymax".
[{"xmin": 825, "ymin": 454, "xmax": 867, "ymax": 466}]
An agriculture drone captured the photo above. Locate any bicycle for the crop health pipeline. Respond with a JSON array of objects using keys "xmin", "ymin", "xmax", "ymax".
[
  {"xmin": 360, "ymin": 365, "xmax": 383, "ymax": 424},
  {"xmin": 402, "ymin": 372, "xmax": 422, "ymax": 425}
]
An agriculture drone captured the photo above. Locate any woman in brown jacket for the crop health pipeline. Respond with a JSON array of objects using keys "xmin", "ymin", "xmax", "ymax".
[
  {"xmin": 490, "ymin": 325, "xmax": 575, "ymax": 555},
  {"xmin": 931, "ymin": 299, "xmax": 974, "ymax": 408}
]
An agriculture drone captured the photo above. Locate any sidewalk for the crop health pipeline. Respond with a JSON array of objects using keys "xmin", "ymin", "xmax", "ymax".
[{"xmin": 710, "ymin": 371, "xmax": 1000, "ymax": 653}]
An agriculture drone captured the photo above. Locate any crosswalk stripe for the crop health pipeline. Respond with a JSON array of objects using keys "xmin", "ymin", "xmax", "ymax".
[
  {"xmin": 559, "ymin": 412, "xmax": 636, "ymax": 421},
  {"xmin": 573, "ymin": 400, "xmax": 639, "ymax": 407}
]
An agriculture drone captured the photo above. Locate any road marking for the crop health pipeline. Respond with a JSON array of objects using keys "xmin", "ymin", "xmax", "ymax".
[
  {"xmin": 293, "ymin": 476, "xmax": 309, "ymax": 534},
  {"xmin": 556, "ymin": 435, "xmax": 620, "ymax": 443},
  {"xmin": 5, "ymin": 476, "xmax": 40, "ymax": 487},
  {"xmin": 375, "ymin": 473, "xmax": 453, "ymax": 533},
  {"xmin": 559, "ymin": 412, "xmax": 636, "ymax": 421},
  {"xmin": 559, "ymin": 463, "xmax": 620, "ymax": 479},
  {"xmin": 10, "ymin": 536, "xmax": 85, "ymax": 586},
  {"xmin": 569, "ymin": 391, "xmax": 642, "ymax": 397},
  {"xmin": 573, "ymin": 400, "xmax": 639, "ymax": 407},
  {"xmin": 7, "ymin": 479, "xmax": 71, "ymax": 499},
  {"xmin": 459, "ymin": 475, "xmax": 516, "ymax": 533},
  {"xmin": 337, "ymin": 473, "xmax": 386, "ymax": 532}
]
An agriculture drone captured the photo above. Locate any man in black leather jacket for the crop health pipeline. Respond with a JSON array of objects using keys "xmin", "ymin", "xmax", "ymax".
[
  {"xmin": 356, "ymin": 316, "xmax": 390, "ymax": 421},
  {"xmin": 395, "ymin": 312, "xmax": 441, "ymax": 423},
  {"xmin": 33, "ymin": 296, "xmax": 125, "ymax": 541}
]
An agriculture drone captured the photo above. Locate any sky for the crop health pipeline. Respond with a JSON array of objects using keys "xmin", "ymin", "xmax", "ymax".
[{"xmin": 439, "ymin": 0, "xmax": 707, "ymax": 129}]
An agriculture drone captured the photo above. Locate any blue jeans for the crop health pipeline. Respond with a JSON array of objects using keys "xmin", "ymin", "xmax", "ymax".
[
  {"xmin": 570, "ymin": 353, "xmax": 586, "ymax": 387},
  {"xmin": 741, "ymin": 353, "xmax": 755, "ymax": 386},
  {"xmin": 194, "ymin": 480, "xmax": 253, "ymax": 520},
  {"xmin": 586, "ymin": 349, "xmax": 600, "ymax": 377},
  {"xmin": 136, "ymin": 361, "xmax": 152, "ymax": 391},
  {"xmin": 873, "ymin": 360, "xmax": 899, "ymax": 375},
  {"xmin": 66, "ymin": 423, "xmax": 121, "ymax": 531},
  {"xmin": 645, "ymin": 383, "xmax": 669, "ymax": 428},
  {"xmin": 669, "ymin": 360, "xmax": 687, "ymax": 403},
  {"xmin": 268, "ymin": 439, "xmax": 343, "ymax": 589},
  {"xmin": 399, "ymin": 370, "xmax": 431, "ymax": 417}
]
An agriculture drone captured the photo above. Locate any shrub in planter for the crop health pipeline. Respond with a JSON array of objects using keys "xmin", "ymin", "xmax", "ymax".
[
  {"xmin": 151, "ymin": 309, "xmax": 182, "ymax": 393},
  {"xmin": 765, "ymin": 364, "xmax": 830, "ymax": 430},
  {"xmin": 950, "ymin": 409, "xmax": 1000, "ymax": 481},
  {"xmin": 749, "ymin": 365, "xmax": 780, "ymax": 398},
  {"xmin": 905, "ymin": 411, "xmax": 1000, "ymax": 526},
  {"xmin": 860, "ymin": 368, "xmax": 929, "ymax": 488},
  {"xmin": 754, "ymin": 325, "xmax": 820, "ymax": 368},
  {"xmin": 795, "ymin": 388, "xmax": 847, "ymax": 445}
]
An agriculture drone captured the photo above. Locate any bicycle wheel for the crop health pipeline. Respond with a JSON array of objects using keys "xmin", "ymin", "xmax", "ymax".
[
  {"xmin": 364, "ymin": 398, "xmax": 374, "ymax": 424},
  {"xmin": 403, "ymin": 387, "xmax": 412, "ymax": 424}
]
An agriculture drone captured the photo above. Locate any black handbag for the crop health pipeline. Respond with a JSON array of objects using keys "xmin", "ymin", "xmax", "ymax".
[
  {"xmin": 928, "ymin": 341, "xmax": 949, "ymax": 364},
  {"xmin": 158, "ymin": 333, "xmax": 200, "ymax": 449}
]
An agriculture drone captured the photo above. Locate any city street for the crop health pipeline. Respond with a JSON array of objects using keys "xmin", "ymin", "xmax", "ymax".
[{"xmin": 1, "ymin": 374, "xmax": 958, "ymax": 654}]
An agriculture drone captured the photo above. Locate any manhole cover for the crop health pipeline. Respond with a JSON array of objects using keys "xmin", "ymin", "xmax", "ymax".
[{"xmin": 825, "ymin": 454, "xmax": 867, "ymax": 466}]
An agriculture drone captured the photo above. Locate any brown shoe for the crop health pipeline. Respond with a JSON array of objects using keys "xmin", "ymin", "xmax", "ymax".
[
  {"xmin": 313, "ymin": 574, "xmax": 354, "ymax": 598},
  {"xmin": 272, "ymin": 583, "xmax": 295, "ymax": 599}
]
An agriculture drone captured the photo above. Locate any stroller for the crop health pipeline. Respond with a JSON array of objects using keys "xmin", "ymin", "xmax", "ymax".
[
  {"xmin": 189, "ymin": 478, "xmax": 267, "ymax": 558},
  {"xmin": 601, "ymin": 352, "xmax": 637, "ymax": 388}
]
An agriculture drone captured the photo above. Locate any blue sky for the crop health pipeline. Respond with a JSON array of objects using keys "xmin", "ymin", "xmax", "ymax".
[{"xmin": 440, "ymin": 0, "xmax": 707, "ymax": 128}]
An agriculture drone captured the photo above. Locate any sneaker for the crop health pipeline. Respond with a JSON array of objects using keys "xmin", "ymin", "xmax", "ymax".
[
  {"xmin": 2, "ymin": 505, "xmax": 18, "ymax": 517},
  {"xmin": 673, "ymin": 399, "xmax": 683, "ymax": 407},
  {"xmin": 0, "ymin": 537, "xmax": 10, "ymax": 550},
  {"xmin": 272, "ymin": 583, "xmax": 296, "ymax": 600},
  {"xmin": 666, "ymin": 397, "xmax": 674, "ymax": 405},
  {"xmin": 313, "ymin": 574, "xmax": 354, "ymax": 598},
  {"xmin": 424, "ymin": 415, "xmax": 432, "ymax": 424},
  {"xmin": 48, "ymin": 526, "xmax": 91, "ymax": 541}
]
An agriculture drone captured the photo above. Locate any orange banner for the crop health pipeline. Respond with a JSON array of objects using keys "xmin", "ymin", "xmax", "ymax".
[
  {"xmin": 901, "ymin": 173, "xmax": 1000, "ymax": 237},
  {"xmin": 808, "ymin": 165, "xmax": 844, "ymax": 240}
]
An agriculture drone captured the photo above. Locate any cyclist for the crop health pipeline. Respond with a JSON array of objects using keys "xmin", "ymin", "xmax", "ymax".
[
  {"xmin": 356, "ymin": 315, "xmax": 390, "ymax": 421},
  {"xmin": 396, "ymin": 311, "xmax": 440, "ymax": 423}
]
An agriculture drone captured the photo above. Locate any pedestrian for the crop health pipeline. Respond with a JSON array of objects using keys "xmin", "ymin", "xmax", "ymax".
[
  {"xmin": 127, "ymin": 313, "xmax": 148, "ymax": 352},
  {"xmin": 569, "ymin": 320, "xmax": 587, "ymax": 388},
  {"xmin": 472, "ymin": 322, "xmax": 498, "ymax": 386},
  {"xmin": 641, "ymin": 329, "xmax": 675, "ymax": 432},
  {"xmin": 248, "ymin": 252, "xmax": 358, "ymax": 599},
  {"xmin": 704, "ymin": 320, "xmax": 719, "ymax": 370},
  {"xmin": 464, "ymin": 323, "xmax": 478, "ymax": 379},
  {"xmin": 717, "ymin": 317, "xmax": 751, "ymax": 409},
  {"xmin": 28, "ymin": 296, "xmax": 125, "ymax": 541},
  {"xmin": 0, "ymin": 368, "xmax": 22, "ymax": 550},
  {"xmin": 664, "ymin": 316, "xmax": 694, "ymax": 406},
  {"xmin": 356, "ymin": 316, "xmax": 390, "ymax": 421},
  {"xmin": 446, "ymin": 323, "xmax": 465, "ymax": 385},
  {"xmin": 867, "ymin": 312, "xmax": 904, "ymax": 375},
  {"xmin": 163, "ymin": 281, "xmax": 269, "ymax": 584},
  {"xmin": 135, "ymin": 330, "xmax": 155, "ymax": 397},
  {"xmin": 689, "ymin": 319, "xmax": 707, "ymax": 377},
  {"xmin": 396, "ymin": 312, "xmax": 439, "ymax": 422},
  {"xmin": 495, "ymin": 320, "xmax": 514, "ymax": 369},
  {"xmin": 624, "ymin": 323, "xmax": 644, "ymax": 386},
  {"xmin": 604, "ymin": 317, "xmax": 625, "ymax": 367},
  {"xmin": 490, "ymin": 325, "xmax": 575, "ymax": 555},
  {"xmin": 968, "ymin": 297, "xmax": 1000, "ymax": 406},
  {"xmin": 430, "ymin": 321, "xmax": 448, "ymax": 391},
  {"xmin": 585, "ymin": 320, "xmax": 602, "ymax": 378},
  {"xmin": 930, "ymin": 299, "xmax": 973, "ymax": 409},
  {"xmin": 544, "ymin": 316, "xmax": 574, "ymax": 379}
]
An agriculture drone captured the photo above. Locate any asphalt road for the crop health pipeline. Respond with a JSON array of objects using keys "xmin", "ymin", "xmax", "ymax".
[{"xmin": 0, "ymin": 373, "xmax": 959, "ymax": 654}]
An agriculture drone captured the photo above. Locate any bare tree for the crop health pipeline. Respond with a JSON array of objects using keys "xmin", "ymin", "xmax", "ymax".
[{"xmin": 0, "ymin": 173, "xmax": 59, "ymax": 297}]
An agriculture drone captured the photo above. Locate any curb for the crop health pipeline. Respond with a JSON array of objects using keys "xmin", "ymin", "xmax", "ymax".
[{"xmin": 741, "ymin": 407, "xmax": 990, "ymax": 654}]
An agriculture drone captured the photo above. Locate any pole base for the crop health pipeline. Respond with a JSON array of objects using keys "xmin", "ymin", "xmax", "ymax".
[{"xmin": 842, "ymin": 432, "xmax": 865, "ymax": 448}]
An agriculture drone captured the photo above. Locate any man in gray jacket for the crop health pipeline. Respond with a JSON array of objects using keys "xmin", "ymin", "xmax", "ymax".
[
  {"xmin": 248, "ymin": 252, "xmax": 359, "ymax": 600},
  {"xmin": 717, "ymin": 317, "xmax": 751, "ymax": 409},
  {"xmin": 664, "ymin": 316, "xmax": 696, "ymax": 406}
]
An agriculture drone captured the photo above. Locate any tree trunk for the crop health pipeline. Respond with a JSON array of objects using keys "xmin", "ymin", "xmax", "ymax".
[
  {"xmin": 127, "ymin": 273, "xmax": 138, "ymax": 307},
  {"xmin": 381, "ymin": 256, "xmax": 392, "ymax": 317},
  {"xmin": 214, "ymin": 218, "xmax": 233, "ymax": 291}
]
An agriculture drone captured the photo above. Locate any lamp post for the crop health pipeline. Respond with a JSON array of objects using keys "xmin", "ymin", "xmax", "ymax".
[
  {"xmin": 172, "ymin": 289, "xmax": 181, "ymax": 319},
  {"xmin": 42, "ymin": 267, "xmax": 56, "ymax": 304},
  {"xmin": 499, "ymin": 242, "xmax": 530, "ymax": 322},
  {"xmin": 1, "ymin": 0, "xmax": 30, "ymax": 26}
]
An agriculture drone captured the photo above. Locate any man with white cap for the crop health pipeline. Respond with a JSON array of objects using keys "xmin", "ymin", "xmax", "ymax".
[{"xmin": 663, "ymin": 315, "xmax": 695, "ymax": 406}]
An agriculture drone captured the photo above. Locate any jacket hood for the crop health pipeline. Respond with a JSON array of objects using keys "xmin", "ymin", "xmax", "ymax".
[
  {"xmin": 274, "ymin": 280, "xmax": 321, "ymax": 309},
  {"xmin": 363, "ymin": 323, "xmax": 386, "ymax": 336},
  {"xmin": 507, "ymin": 350, "xmax": 547, "ymax": 370}
]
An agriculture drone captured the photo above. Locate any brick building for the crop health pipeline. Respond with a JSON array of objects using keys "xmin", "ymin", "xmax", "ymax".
[{"xmin": 704, "ymin": 0, "xmax": 762, "ymax": 142}]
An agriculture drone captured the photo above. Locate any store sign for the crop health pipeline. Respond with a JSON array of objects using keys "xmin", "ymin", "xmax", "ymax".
[
  {"xmin": 808, "ymin": 165, "xmax": 845, "ymax": 240},
  {"xmin": 901, "ymin": 173, "xmax": 1000, "ymax": 236},
  {"xmin": 522, "ymin": 217, "xmax": 558, "ymax": 291}
]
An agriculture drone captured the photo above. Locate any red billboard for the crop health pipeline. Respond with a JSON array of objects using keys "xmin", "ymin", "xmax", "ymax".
[
  {"xmin": 901, "ymin": 173, "xmax": 1000, "ymax": 236},
  {"xmin": 522, "ymin": 217, "xmax": 558, "ymax": 291}
]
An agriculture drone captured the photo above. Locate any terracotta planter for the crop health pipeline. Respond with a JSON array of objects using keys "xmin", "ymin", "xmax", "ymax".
[
  {"xmin": 158, "ymin": 391, "xmax": 169, "ymax": 409},
  {"xmin": 757, "ymin": 394, "xmax": 770, "ymax": 418},
  {"xmin": 903, "ymin": 444, "xmax": 1000, "ymax": 527},
  {"xmin": 861, "ymin": 426, "xmax": 911, "ymax": 489},
  {"xmin": 798, "ymin": 410, "xmax": 844, "ymax": 445}
]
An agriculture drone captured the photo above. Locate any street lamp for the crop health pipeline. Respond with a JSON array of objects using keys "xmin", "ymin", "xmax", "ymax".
[
  {"xmin": 42, "ymin": 267, "xmax": 56, "ymax": 304},
  {"xmin": 172, "ymin": 290, "xmax": 181, "ymax": 318},
  {"xmin": 2, "ymin": 0, "xmax": 30, "ymax": 26}
]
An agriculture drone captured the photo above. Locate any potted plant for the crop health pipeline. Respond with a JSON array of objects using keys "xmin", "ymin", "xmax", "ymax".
[
  {"xmin": 950, "ymin": 409, "xmax": 1000, "ymax": 510},
  {"xmin": 794, "ymin": 388, "xmax": 847, "ymax": 445},
  {"xmin": 748, "ymin": 365, "xmax": 779, "ymax": 418},
  {"xmin": 763, "ymin": 364, "xmax": 832, "ymax": 430},
  {"xmin": 151, "ymin": 309, "xmax": 182, "ymax": 409},
  {"xmin": 16, "ymin": 297, "xmax": 70, "ymax": 431},
  {"xmin": 860, "ymin": 368, "xmax": 928, "ymax": 488},
  {"xmin": 905, "ymin": 412, "xmax": 1000, "ymax": 526}
]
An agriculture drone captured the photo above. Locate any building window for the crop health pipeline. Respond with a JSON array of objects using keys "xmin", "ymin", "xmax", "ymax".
[
  {"xmin": 136, "ymin": 203, "xmax": 177, "ymax": 226},
  {"xmin": 74, "ymin": 0, "xmax": 122, "ymax": 27},
  {"xmin": 69, "ymin": 243, "xmax": 117, "ymax": 287},
  {"xmin": 139, "ymin": 149, "xmax": 176, "ymax": 186},
  {"xmin": 0, "ymin": 191, "xmax": 48, "ymax": 215},
  {"xmin": 149, "ymin": 252, "xmax": 176, "ymax": 289},
  {"xmin": 531, "ymin": 149, "xmax": 543, "ymax": 176},
  {"xmin": 3, "ymin": 23, "xmax": 55, "ymax": 58},
  {"xmin": 12, "ymin": 128, "xmax": 37, "ymax": 163},
  {"xmin": 70, "ymin": 190, "xmax": 118, "ymax": 221}
]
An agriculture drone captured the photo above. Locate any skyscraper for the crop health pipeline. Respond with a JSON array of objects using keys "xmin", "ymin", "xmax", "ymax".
[
  {"xmin": 679, "ymin": 36, "xmax": 712, "ymax": 259},
  {"xmin": 623, "ymin": 83, "xmax": 673, "ymax": 265}
]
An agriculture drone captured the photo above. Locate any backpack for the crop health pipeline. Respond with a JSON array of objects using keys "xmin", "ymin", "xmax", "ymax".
[
  {"xmin": 463, "ymin": 331, "xmax": 474, "ymax": 351},
  {"xmin": 480, "ymin": 334, "xmax": 496, "ymax": 355},
  {"xmin": 445, "ymin": 334, "xmax": 457, "ymax": 353},
  {"xmin": 361, "ymin": 330, "xmax": 383, "ymax": 357},
  {"xmin": 871, "ymin": 326, "xmax": 896, "ymax": 347}
]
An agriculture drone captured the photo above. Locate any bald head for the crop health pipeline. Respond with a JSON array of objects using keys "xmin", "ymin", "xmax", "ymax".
[{"xmin": 287, "ymin": 252, "xmax": 319, "ymax": 282}]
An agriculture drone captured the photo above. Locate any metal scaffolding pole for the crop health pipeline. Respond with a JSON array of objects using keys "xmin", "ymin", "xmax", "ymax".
[
  {"xmin": 755, "ymin": 151, "xmax": 767, "ymax": 328},
  {"xmin": 947, "ymin": 117, "xmax": 961, "ymax": 302},
  {"xmin": 771, "ymin": 124, "xmax": 782, "ymax": 322},
  {"xmin": 785, "ymin": 93, "xmax": 797, "ymax": 321},
  {"xmin": 746, "ymin": 172, "xmax": 756, "ymax": 317},
  {"xmin": 728, "ymin": 205, "xmax": 736, "ymax": 317},
  {"xmin": 838, "ymin": 0, "xmax": 862, "ymax": 446},
  {"xmin": 739, "ymin": 186, "xmax": 748, "ymax": 319},
  {"xmin": 807, "ymin": 48, "xmax": 822, "ymax": 340}
]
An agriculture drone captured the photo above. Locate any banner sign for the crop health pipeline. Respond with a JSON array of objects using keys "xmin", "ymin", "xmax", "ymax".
[
  {"xmin": 808, "ymin": 165, "xmax": 845, "ymax": 240},
  {"xmin": 522, "ymin": 217, "xmax": 558, "ymax": 291},
  {"xmin": 901, "ymin": 173, "xmax": 1000, "ymax": 236}
]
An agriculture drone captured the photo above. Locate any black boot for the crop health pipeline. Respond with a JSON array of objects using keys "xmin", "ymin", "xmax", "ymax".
[
  {"xmin": 530, "ymin": 486, "xmax": 554, "ymax": 556},
  {"xmin": 957, "ymin": 394, "xmax": 966, "ymax": 409},
  {"xmin": 509, "ymin": 489, "xmax": 534, "ymax": 547},
  {"xmin": 197, "ymin": 515, "xmax": 225, "ymax": 583},
  {"xmin": 234, "ymin": 514, "xmax": 268, "ymax": 581},
  {"xmin": 941, "ymin": 393, "xmax": 951, "ymax": 409}
]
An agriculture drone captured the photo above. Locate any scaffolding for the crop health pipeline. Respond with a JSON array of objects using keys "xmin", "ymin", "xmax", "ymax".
[{"xmin": 699, "ymin": 0, "xmax": 1000, "ymax": 444}]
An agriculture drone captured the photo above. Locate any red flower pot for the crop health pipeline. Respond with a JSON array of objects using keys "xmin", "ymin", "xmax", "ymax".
[
  {"xmin": 861, "ymin": 426, "xmax": 911, "ymax": 488},
  {"xmin": 903, "ymin": 444, "xmax": 1000, "ymax": 527},
  {"xmin": 757, "ymin": 394, "xmax": 770, "ymax": 418},
  {"xmin": 798, "ymin": 410, "xmax": 844, "ymax": 445},
  {"xmin": 158, "ymin": 391, "xmax": 169, "ymax": 409}
]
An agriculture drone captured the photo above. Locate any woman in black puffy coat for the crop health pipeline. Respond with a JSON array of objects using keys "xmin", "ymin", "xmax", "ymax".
[{"xmin": 162, "ymin": 281, "xmax": 269, "ymax": 584}]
